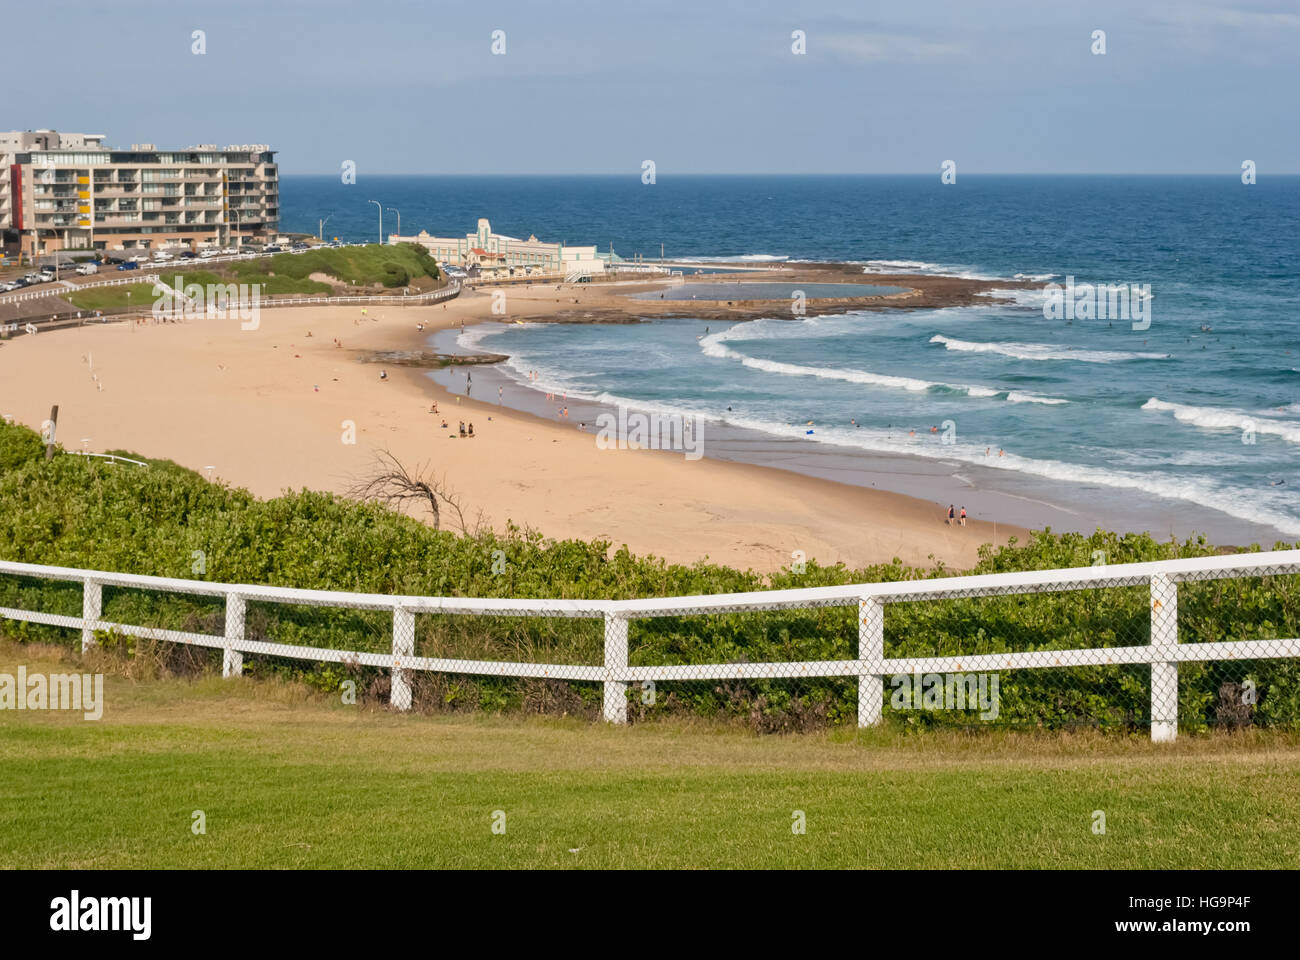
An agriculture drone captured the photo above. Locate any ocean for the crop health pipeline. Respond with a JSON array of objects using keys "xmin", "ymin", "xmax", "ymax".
[{"xmin": 280, "ymin": 175, "xmax": 1300, "ymax": 544}]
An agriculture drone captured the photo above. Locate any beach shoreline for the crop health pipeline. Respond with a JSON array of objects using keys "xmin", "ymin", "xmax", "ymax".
[{"xmin": 0, "ymin": 268, "xmax": 1042, "ymax": 573}]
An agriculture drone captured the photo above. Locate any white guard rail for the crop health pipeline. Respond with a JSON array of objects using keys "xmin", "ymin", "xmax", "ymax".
[{"xmin": 1, "ymin": 549, "xmax": 1298, "ymax": 741}]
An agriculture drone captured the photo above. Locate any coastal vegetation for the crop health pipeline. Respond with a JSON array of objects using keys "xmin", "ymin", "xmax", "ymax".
[{"xmin": 1, "ymin": 418, "xmax": 1296, "ymax": 733}]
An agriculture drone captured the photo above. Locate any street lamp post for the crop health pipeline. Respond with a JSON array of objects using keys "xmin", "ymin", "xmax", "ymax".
[
  {"xmin": 386, "ymin": 208, "xmax": 400, "ymax": 239},
  {"xmin": 318, "ymin": 215, "xmax": 332, "ymax": 242},
  {"xmin": 368, "ymin": 200, "xmax": 383, "ymax": 245}
]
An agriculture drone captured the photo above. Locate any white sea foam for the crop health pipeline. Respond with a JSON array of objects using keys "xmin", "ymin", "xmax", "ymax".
[
  {"xmin": 860, "ymin": 259, "xmax": 1006, "ymax": 281},
  {"xmin": 704, "ymin": 414, "xmax": 1300, "ymax": 538},
  {"xmin": 701, "ymin": 328, "xmax": 1068, "ymax": 404},
  {"xmin": 1143, "ymin": 398, "xmax": 1300, "ymax": 444},
  {"xmin": 673, "ymin": 253, "xmax": 789, "ymax": 263},
  {"xmin": 450, "ymin": 321, "xmax": 1299, "ymax": 538},
  {"xmin": 931, "ymin": 335, "xmax": 1170, "ymax": 363},
  {"xmin": 977, "ymin": 287, "xmax": 1048, "ymax": 308}
]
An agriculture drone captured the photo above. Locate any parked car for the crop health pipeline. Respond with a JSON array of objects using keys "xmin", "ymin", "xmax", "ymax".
[
  {"xmin": 264, "ymin": 245, "xmax": 282, "ymax": 253},
  {"xmin": 153, "ymin": 252, "xmax": 174, "ymax": 262},
  {"xmin": 75, "ymin": 263, "xmax": 98, "ymax": 275},
  {"xmin": 0, "ymin": 281, "xmax": 18, "ymax": 292},
  {"xmin": 180, "ymin": 251, "xmax": 198, "ymax": 259},
  {"xmin": 117, "ymin": 261, "xmax": 139, "ymax": 271},
  {"xmin": 221, "ymin": 247, "xmax": 236, "ymax": 255},
  {"xmin": 23, "ymin": 272, "xmax": 43, "ymax": 284}
]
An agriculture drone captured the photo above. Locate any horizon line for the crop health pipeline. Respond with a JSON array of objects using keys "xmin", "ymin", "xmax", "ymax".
[{"xmin": 277, "ymin": 170, "xmax": 1300, "ymax": 178}]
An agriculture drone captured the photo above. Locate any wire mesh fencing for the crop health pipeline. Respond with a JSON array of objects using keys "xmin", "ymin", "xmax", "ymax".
[{"xmin": 1, "ymin": 552, "xmax": 1298, "ymax": 739}]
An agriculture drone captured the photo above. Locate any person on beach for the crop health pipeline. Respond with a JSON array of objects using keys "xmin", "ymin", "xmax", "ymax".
[
  {"xmin": 947, "ymin": 505, "xmax": 955, "ymax": 525},
  {"xmin": 459, "ymin": 421, "xmax": 466, "ymax": 437},
  {"xmin": 960, "ymin": 506, "xmax": 967, "ymax": 527},
  {"xmin": 468, "ymin": 423, "xmax": 475, "ymax": 437},
  {"xmin": 379, "ymin": 370, "xmax": 388, "ymax": 381}
]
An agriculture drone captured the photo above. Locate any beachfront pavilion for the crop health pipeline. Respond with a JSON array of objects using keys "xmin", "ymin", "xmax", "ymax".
[{"xmin": 391, "ymin": 218, "xmax": 606, "ymax": 277}]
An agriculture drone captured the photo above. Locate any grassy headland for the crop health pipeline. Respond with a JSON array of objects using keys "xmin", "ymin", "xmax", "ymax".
[{"xmin": 62, "ymin": 242, "xmax": 443, "ymax": 312}]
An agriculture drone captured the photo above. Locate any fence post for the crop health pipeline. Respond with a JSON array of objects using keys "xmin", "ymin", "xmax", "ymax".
[
  {"xmin": 1150, "ymin": 573, "xmax": 1179, "ymax": 743},
  {"xmin": 223, "ymin": 592, "xmax": 245, "ymax": 677},
  {"xmin": 858, "ymin": 596, "xmax": 885, "ymax": 727},
  {"xmin": 603, "ymin": 612, "xmax": 628, "ymax": 724},
  {"xmin": 391, "ymin": 605, "xmax": 414, "ymax": 711},
  {"xmin": 81, "ymin": 577, "xmax": 101, "ymax": 652}
]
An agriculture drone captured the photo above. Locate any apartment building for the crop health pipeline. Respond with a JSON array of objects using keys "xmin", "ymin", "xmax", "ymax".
[{"xmin": 1, "ymin": 129, "xmax": 279, "ymax": 256}]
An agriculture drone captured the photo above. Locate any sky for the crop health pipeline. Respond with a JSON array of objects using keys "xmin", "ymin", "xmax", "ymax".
[{"xmin": 8, "ymin": 0, "xmax": 1300, "ymax": 174}]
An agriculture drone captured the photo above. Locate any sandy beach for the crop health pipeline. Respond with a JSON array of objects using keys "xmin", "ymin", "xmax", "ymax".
[{"xmin": 0, "ymin": 273, "xmax": 1027, "ymax": 573}]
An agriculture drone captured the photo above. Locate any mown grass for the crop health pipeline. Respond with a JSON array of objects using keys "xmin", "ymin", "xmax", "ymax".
[{"xmin": 2, "ymin": 642, "xmax": 1297, "ymax": 869}]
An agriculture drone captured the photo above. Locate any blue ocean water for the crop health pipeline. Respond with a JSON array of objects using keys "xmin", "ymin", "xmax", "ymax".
[{"xmin": 283, "ymin": 175, "xmax": 1300, "ymax": 542}]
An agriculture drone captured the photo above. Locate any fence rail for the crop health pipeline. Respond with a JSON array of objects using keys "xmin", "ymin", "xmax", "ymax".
[
  {"xmin": 1, "ymin": 550, "xmax": 1298, "ymax": 738},
  {"xmin": 1, "ymin": 279, "xmax": 463, "ymax": 334}
]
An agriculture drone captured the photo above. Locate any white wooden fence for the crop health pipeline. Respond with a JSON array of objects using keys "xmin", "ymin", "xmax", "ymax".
[
  {"xmin": 2, "ymin": 549, "xmax": 1297, "ymax": 740},
  {"xmin": 0, "ymin": 274, "xmax": 161, "ymax": 305}
]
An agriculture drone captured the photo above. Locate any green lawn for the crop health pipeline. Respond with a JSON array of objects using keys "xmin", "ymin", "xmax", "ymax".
[
  {"xmin": 63, "ymin": 269, "xmax": 332, "ymax": 312},
  {"xmin": 2, "ymin": 642, "xmax": 1298, "ymax": 869},
  {"xmin": 62, "ymin": 280, "xmax": 161, "ymax": 312}
]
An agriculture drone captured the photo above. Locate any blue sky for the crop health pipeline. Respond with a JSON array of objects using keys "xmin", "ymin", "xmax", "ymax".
[{"xmin": 10, "ymin": 0, "xmax": 1300, "ymax": 174}]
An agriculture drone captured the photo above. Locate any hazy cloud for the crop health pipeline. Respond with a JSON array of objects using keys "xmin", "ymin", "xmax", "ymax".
[{"xmin": 821, "ymin": 32, "xmax": 967, "ymax": 63}]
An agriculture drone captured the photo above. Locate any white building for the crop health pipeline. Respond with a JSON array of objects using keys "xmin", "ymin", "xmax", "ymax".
[{"xmin": 392, "ymin": 218, "xmax": 607, "ymax": 278}]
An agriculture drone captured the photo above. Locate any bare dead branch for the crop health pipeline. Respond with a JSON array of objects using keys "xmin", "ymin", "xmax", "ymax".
[{"xmin": 347, "ymin": 448, "xmax": 483, "ymax": 535}]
